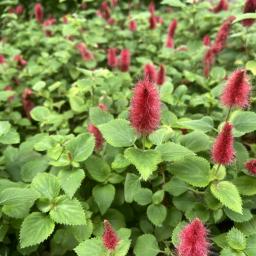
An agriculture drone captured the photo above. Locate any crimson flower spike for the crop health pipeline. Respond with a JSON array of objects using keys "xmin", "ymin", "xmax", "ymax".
[
  {"xmin": 212, "ymin": 0, "xmax": 229, "ymax": 13},
  {"xmin": 118, "ymin": 49, "xmax": 130, "ymax": 72},
  {"xmin": 178, "ymin": 218, "xmax": 209, "ymax": 256},
  {"xmin": 34, "ymin": 3, "xmax": 44, "ymax": 23},
  {"xmin": 102, "ymin": 220, "xmax": 119, "ymax": 251},
  {"xmin": 221, "ymin": 69, "xmax": 251, "ymax": 108},
  {"xmin": 129, "ymin": 20, "xmax": 137, "ymax": 32},
  {"xmin": 203, "ymin": 47, "xmax": 216, "ymax": 77},
  {"xmin": 107, "ymin": 48, "xmax": 118, "ymax": 68},
  {"xmin": 149, "ymin": 15, "xmax": 157, "ymax": 29},
  {"xmin": 157, "ymin": 64, "xmax": 165, "ymax": 86},
  {"xmin": 212, "ymin": 122, "xmax": 235, "ymax": 165},
  {"xmin": 87, "ymin": 124, "xmax": 104, "ymax": 151},
  {"xmin": 245, "ymin": 159, "xmax": 256, "ymax": 175},
  {"xmin": 144, "ymin": 63, "xmax": 157, "ymax": 82},
  {"xmin": 242, "ymin": 0, "xmax": 256, "ymax": 26},
  {"xmin": 130, "ymin": 79, "xmax": 160, "ymax": 135},
  {"xmin": 168, "ymin": 19, "xmax": 177, "ymax": 38}
]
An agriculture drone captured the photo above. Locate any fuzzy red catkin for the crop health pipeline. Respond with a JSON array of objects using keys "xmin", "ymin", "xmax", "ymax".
[
  {"xmin": 242, "ymin": 0, "xmax": 256, "ymax": 26},
  {"xmin": 156, "ymin": 64, "xmax": 165, "ymax": 85},
  {"xmin": 212, "ymin": 0, "xmax": 229, "ymax": 13},
  {"xmin": 34, "ymin": 3, "xmax": 44, "ymax": 23},
  {"xmin": 102, "ymin": 220, "xmax": 119, "ymax": 251},
  {"xmin": 87, "ymin": 124, "xmax": 104, "ymax": 150},
  {"xmin": 107, "ymin": 48, "xmax": 118, "ymax": 68},
  {"xmin": 118, "ymin": 49, "xmax": 130, "ymax": 72},
  {"xmin": 144, "ymin": 63, "xmax": 157, "ymax": 82},
  {"xmin": 245, "ymin": 159, "xmax": 256, "ymax": 175}
]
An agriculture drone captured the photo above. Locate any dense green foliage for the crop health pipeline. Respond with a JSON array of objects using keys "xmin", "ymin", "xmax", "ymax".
[{"xmin": 0, "ymin": 0, "xmax": 256, "ymax": 255}]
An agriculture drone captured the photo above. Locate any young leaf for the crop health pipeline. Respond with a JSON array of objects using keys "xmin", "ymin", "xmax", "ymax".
[
  {"xmin": 124, "ymin": 148, "xmax": 161, "ymax": 180},
  {"xmin": 20, "ymin": 212, "xmax": 55, "ymax": 248},
  {"xmin": 134, "ymin": 234, "xmax": 160, "ymax": 256},
  {"xmin": 231, "ymin": 111, "xmax": 256, "ymax": 134},
  {"xmin": 227, "ymin": 228, "xmax": 246, "ymax": 251},
  {"xmin": 98, "ymin": 119, "xmax": 137, "ymax": 147},
  {"xmin": 147, "ymin": 204, "xmax": 167, "ymax": 227},
  {"xmin": 92, "ymin": 184, "xmax": 115, "ymax": 215},
  {"xmin": 74, "ymin": 238, "xmax": 106, "ymax": 256},
  {"xmin": 124, "ymin": 173, "xmax": 141, "ymax": 203},
  {"xmin": 211, "ymin": 181, "xmax": 242, "ymax": 214},
  {"xmin": 50, "ymin": 196, "xmax": 86, "ymax": 225}
]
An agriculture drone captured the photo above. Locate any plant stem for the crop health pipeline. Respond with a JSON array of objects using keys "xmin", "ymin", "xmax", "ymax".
[{"xmin": 225, "ymin": 106, "xmax": 232, "ymax": 122}]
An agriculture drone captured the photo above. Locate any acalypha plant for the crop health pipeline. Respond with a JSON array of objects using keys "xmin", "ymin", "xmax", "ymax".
[{"xmin": 0, "ymin": 0, "xmax": 256, "ymax": 255}]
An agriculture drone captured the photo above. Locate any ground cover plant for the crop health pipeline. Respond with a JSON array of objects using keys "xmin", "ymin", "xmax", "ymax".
[{"xmin": 0, "ymin": 0, "xmax": 256, "ymax": 255}]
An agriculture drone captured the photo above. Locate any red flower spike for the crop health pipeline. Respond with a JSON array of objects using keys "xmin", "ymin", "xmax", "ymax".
[
  {"xmin": 242, "ymin": 0, "xmax": 256, "ymax": 26},
  {"xmin": 43, "ymin": 17, "xmax": 56, "ymax": 27},
  {"xmin": 22, "ymin": 88, "xmax": 34, "ymax": 119},
  {"xmin": 130, "ymin": 79, "xmax": 160, "ymax": 135},
  {"xmin": 107, "ymin": 48, "xmax": 118, "ymax": 68},
  {"xmin": 118, "ymin": 49, "xmax": 130, "ymax": 72},
  {"xmin": 87, "ymin": 124, "xmax": 104, "ymax": 150},
  {"xmin": 15, "ymin": 5, "xmax": 24, "ymax": 15},
  {"xmin": 102, "ymin": 220, "xmax": 119, "ymax": 251},
  {"xmin": 212, "ymin": 16, "xmax": 235, "ymax": 54},
  {"xmin": 156, "ymin": 16, "xmax": 164, "ymax": 24},
  {"xmin": 203, "ymin": 47, "xmax": 216, "ymax": 77},
  {"xmin": 149, "ymin": 15, "xmax": 157, "ymax": 29},
  {"xmin": 212, "ymin": 0, "xmax": 229, "ymax": 13},
  {"xmin": 168, "ymin": 19, "xmax": 177, "ymax": 38},
  {"xmin": 0, "ymin": 55, "xmax": 5, "ymax": 64},
  {"xmin": 129, "ymin": 20, "xmax": 137, "ymax": 32},
  {"xmin": 149, "ymin": 1, "xmax": 155, "ymax": 14},
  {"xmin": 111, "ymin": 0, "xmax": 118, "ymax": 7},
  {"xmin": 76, "ymin": 43, "xmax": 94, "ymax": 61},
  {"xmin": 144, "ymin": 63, "xmax": 157, "ymax": 82},
  {"xmin": 157, "ymin": 64, "xmax": 165, "ymax": 85},
  {"xmin": 178, "ymin": 218, "xmax": 209, "ymax": 256},
  {"xmin": 212, "ymin": 122, "xmax": 235, "ymax": 165},
  {"xmin": 166, "ymin": 36, "xmax": 174, "ymax": 48},
  {"xmin": 203, "ymin": 35, "xmax": 211, "ymax": 46},
  {"xmin": 34, "ymin": 3, "xmax": 44, "ymax": 23},
  {"xmin": 245, "ymin": 159, "xmax": 256, "ymax": 175},
  {"xmin": 14, "ymin": 55, "xmax": 27, "ymax": 66},
  {"xmin": 221, "ymin": 69, "xmax": 251, "ymax": 108},
  {"xmin": 98, "ymin": 103, "xmax": 108, "ymax": 111}
]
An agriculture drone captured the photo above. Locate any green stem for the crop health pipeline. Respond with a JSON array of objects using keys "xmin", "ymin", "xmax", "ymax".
[{"xmin": 225, "ymin": 106, "xmax": 232, "ymax": 123}]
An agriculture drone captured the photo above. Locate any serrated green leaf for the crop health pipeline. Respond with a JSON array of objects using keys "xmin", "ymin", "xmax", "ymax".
[
  {"xmin": 134, "ymin": 234, "xmax": 160, "ymax": 256},
  {"xmin": 163, "ymin": 177, "xmax": 188, "ymax": 196},
  {"xmin": 0, "ymin": 121, "xmax": 11, "ymax": 136},
  {"xmin": 227, "ymin": 228, "xmax": 246, "ymax": 251},
  {"xmin": 233, "ymin": 176, "xmax": 256, "ymax": 196},
  {"xmin": 58, "ymin": 169, "xmax": 85, "ymax": 198},
  {"xmin": 161, "ymin": 0, "xmax": 186, "ymax": 7},
  {"xmin": 124, "ymin": 148, "xmax": 161, "ymax": 180},
  {"xmin": 172, "ymin": 221, "xmax": 187, "ymax": 247},
  {"xmin": 134, "ymin": 188, "xmax": 152, "ymax": 206},
  {"xmin": 156, "ymin": 142, "xmax": 194, "ymax": 161},
  {"xmin": 211, "ymin": 181, "xmax": 242, "ymax": 214},
  {"xmin": 170, "ymin": 156, "xmax": 210, "ymax": 187},
  {"xmin": 124, "ymin": 173, "xmax": 141, "ymax": 203},
  {"xmin": 20, "ymin": 212, "xmax": 55, "ymax": 248},
  {"xmin": 113, "ymin": 239, "xmax": 131, "ymax": 256},
  {"xmin": 236, "ymin": 217, "xmax": 256, "ymax": 236},
  {"xmin": 231, "ymin": 111, "xmax": 256, "ymax": 135},
  {"xmin": 74, "ymin": 238, "xmax": 105, "ymax": 256},
  {"xmin": 89, "ymin": 107, "xmax": 113, "ymax": 125},
  {"xmin": 98, "ymin": 119, "xmax": 137, "ymax": 147},
  {"xmin": 66, "ymin": 133, "xmax": 95, "ymax": 162},
  {"xmin": 224, "ymin": 208, "xmax": 252, "ymax": 223},
  {"xmin": 32, "ymin": 173, "xmax": 60, "ymax": 199},
  {"xmin": 50, "ymin": 196, "xmax": 86, "ymax": 225},
  {"xmin": 147, "ymin": 204, "xmax": 167, "ymax": 227},
  {"xmin": 92, "ymin": 184, "xmax": 115, "ymax": 215},
  {"xmin": 245, "ymin": 234, "xmax": 256, "ymax": 256}
]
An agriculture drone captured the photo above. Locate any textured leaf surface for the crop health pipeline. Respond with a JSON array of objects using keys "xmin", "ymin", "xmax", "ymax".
[
  {"xmin": 134, "ymin": 234, "xmax": 159, "ymax": 256},
  {"xmin": 74, "ymin": 238, "xmax": 105, "ymax": 256}
]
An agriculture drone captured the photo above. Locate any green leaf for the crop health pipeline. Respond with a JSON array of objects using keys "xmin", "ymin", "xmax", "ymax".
[
  {"xmin": 178, "ymin": 116, "xmax": 214, "ymax": 132},
  {"xmin": 148, "ymin": 127, "xmax": 173, "ymax": 146},
  {"xmin": 156, "ymin": 142, "xmax": 194, "ymax": 161},
  {"xmin": 50, "ymin": 196, "xmax": 86, "ymax": 225},
  {"xmin": 233, "ymin": 13, "xmax": 256, "ymax": 23},
  {"xmin": 134, "ymin": 188, "xmax": 152, "ymax": 206},
  {"xmin": 98, "ymin": 119, "xmax": 137, "ymax": 147},
  {"xmin": 220, "ymin": 248, "xmax": 245, "ymax": 256},
  {"xmin": 211, "ymin": 181, "xmax": 242, "ymax": 214},
  {"xmin": 134, "ymin": 234, "xmax": 160, "ymax": 256},
  {"xmin": 245, "ymin": 234, "xmax": 256, "ymax": 256},
  {"xmin": 30, "ymin": 106, "xmax": 51, "ymax": 122},
  {"xmin": 147, "ymin": 204, "xmax": 167, "ymax": 227},
  {"xmin": 32, "ymin": 173, "xmax": 60, "ymax": 199},
  {"xmin": 89, "ymin": 107, "xmax": 113, "ymax": 125},
  {"xmin": 161, "ymin": 0, "xmax": 186, "ymax": 8},
  {"xmin": 233, "ymin": 176, "xmax": 256, "ymax": 196},
  {"xmin": 85, "ymin": 156, "xmax": 111, "ymax": 182},
  {"xmin": 124, "ymin": 173, "xmax": 141, "ymax": 203},
  {"xmin": 74, "ymin": 238, "xmax": 105, "ymax": 256},
  {"xmin": 0, "ymin": 187, "xmax": 39, "ymax": 218},
  {"xmin": 180, "ymin": 131, "xmax": 210, "ymax": 152},
  {"xmin": 172, "ymin": 221, "xmax": 187, "ymax": 247},
  {"xmin": 163, "ymin": 177, "xmax": 189, "ymax": 196},
  {"xmin": 236, "ymin": 217, "xmax": 256, "ymax": 236},
  {"xmin": 170, "ymin": 156, "xmax": 210, "ymax": 187},
  {"xmin": 227, "ymin": 228, "xmax": 246, "ymax": 251},
  {"xmin": 0, "ymin": 129, "xmax": 20, "ymax": 144},
  {"xmin": 124, "ymin": 148, "xmax": 161, "ymax": 180},
  {"xmin": 114, "ymin": 239, "xmax": 131, "ymax": 256},
  {"xmin": 231, "ymin": 111, "xmax": 256, "ymax": 134},
  {"xmin": 0, "ymin": 121, "xmax": 11, "ymax": 136},
  {"xmin": 66, "ymin": 133, "xmax": 95, "ymax": 162},
  {"xmin": 246, "ymin": 60, "xmax": 256, "ymax": 75},
  {"xmin": 92, "ymin": 184, "xmax": 115, "ymax": 215},
  {"xmin": 224, "ymin": 208, "xmax": 253, "ymax": 223},
  {"xmin": 20, "ymin": 212, "xmax": 55, "ymax": 248},
  {"xmin": 58, "ymin": 169, "xmax": 85, "ymax": 198}
]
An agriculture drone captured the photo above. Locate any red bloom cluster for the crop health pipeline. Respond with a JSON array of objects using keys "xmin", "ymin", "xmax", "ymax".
[
  {"xmin": 212, "ymin": 0, "xmax": 229, "ymax": 13},
  {"xmin": 130, "ymin": 79, "xmax": 160, "ymax": 135},
  {"xmin": 242, "ymin": 0, "xmax": 256, "ymax": 26},
  {"xmin": 144, "ymin": 64, "xmax": 157, "ymax": 82},
  {"xmin": 203, "ymin": 35, "xmax": 211, "ymax": 46},
  {"xmin": 166, "ymin": 19, "xmax": 177, "ymax": 48},
  {"xmin": 203, "ymin": 16, "xmax": 235, "ymax": 76},
  {"xmin": 212, "ymin": 122, "xmax": 235, "ymax": 165},
  {"xmin": 129, "ymin": 20, "xmax": 137, "ymax": 32},
  {"xmin": 118, "ymin": 49, "xmax": 130, "ymax": 72},
  {"xmin": 76, "ymin": 43, "xmax": 94, "ymax": 61},
  {"xmin": 87, "ymin": 124, "xmax": 104, "ymax": 150},
  {"xmin": 22, "ymin": 88, "xmax": 34, "ymax": 119},
  {"xmin": 245, "ymin": 159, "xmax": 256, "ymax": 175},
  {"xmin": 148, "ymin": 1, "xmax": 155, "ymax": 14},
  {"xmin": 34, "ymin": 3, "xmax": 44, "ymax": 23},
  {"xmin": 157, "ymin": 64, "xmax": 166, "ymax": 85},
  {"xmin": 107, "ymin": 48, "xmax": 118, "ymax": 68},
  {"xmin": 178, "ymin": 218, "xmax": 209, "ymax": 256},
  {"xmin": 98, "ymin": 103, "xmax": 108, "ymax": 111},
  {"xmin": 221, "ymin": 69, "xmax": 251, "ymax": 108},
  {"xmin": 8, "ymin": 5, "xmax": 24, "ymax": 15},
  {"xmin": 102, "ymin": 220, "xmax": 119, "ymax": 251},
  {"xmin": 14, "ymin": 55, "xmax": 27, "ymax": 67},
  {"xmin": 97, "ymin": 1, "xmax": 115, "ymax": 25},
  {"xmin": 43, "ymin": 17, "xmax": 56, "ymax": 37},
  {"xmin": 0, "ymin": 55, "xmax": 5, "ymax": 64}
]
